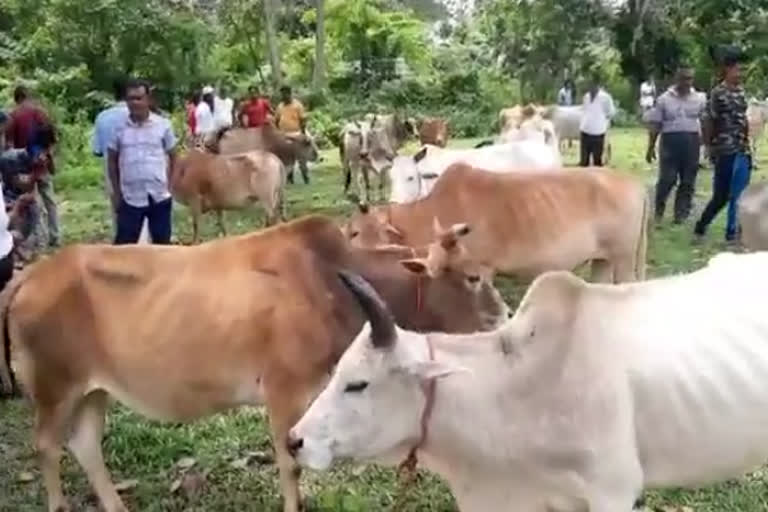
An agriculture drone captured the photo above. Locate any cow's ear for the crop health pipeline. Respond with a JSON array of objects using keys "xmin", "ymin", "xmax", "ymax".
[
  {"xmin": 400, "ymin": 259, "xmax": 428, "ymax": 275},
  {"xmin": 413, "ymin": 147, "xmax": 428, "ymax": 163},
  {"xmin": 384, "ymin": 223, "xmax": 404, "ymax": 240}
]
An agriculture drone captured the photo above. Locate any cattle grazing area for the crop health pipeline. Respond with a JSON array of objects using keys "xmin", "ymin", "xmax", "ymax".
[{"xmin": 1, "ymin": 129, "xmax": 768, "ymax": 512}]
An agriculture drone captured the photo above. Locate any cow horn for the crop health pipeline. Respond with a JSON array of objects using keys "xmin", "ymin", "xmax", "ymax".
[{"xmin": 338, "ymin": 270, "xmax": 395, "ymax": 348}]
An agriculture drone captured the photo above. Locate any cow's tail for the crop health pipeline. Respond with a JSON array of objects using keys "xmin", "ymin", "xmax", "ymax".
[
  {"xmin": 634, "ymin": 190, "xmax": 649, "ymax": 281},
  {"xmin": 0, "ymin": 271, "xmax": 29, "ymax": 398}
]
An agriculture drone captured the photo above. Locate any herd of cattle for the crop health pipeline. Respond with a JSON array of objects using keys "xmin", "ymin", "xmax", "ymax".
[{"xmin": 3, "ymin": 100, "xmax": 768, "ymax": 512}]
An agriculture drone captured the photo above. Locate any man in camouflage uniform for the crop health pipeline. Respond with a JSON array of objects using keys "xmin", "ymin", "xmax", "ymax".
[{"xmin": 694, "ymin": 47, "xmax": 751, "ymax": 243}]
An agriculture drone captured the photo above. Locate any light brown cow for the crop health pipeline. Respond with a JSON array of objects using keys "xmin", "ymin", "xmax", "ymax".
[
  {"xmin": 209, "ymin": 124, "xmax": 319, "ymax": 169},
  {"xmin": 0, "ymin": 214, "xmax": 509, "ymax": 512},
  {"xmin": 418, "ymin": 117, "xmax": 449, "ymax": 147},
  {"xmin": 171, "ymin": 148, "xmax": 285, "ymax": 244},
  {"xmin": 344, "ymin": 163, "xmax": 649, "ymax": 283},
  {"xmin": 498, "ymin": 104, "xmax": 544, "ymax": 133}
]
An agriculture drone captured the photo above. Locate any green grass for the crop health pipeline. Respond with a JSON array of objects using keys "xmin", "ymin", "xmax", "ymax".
[{"xmin": 2, "ymin": 128, "xmax": 768, "ymax": 511}]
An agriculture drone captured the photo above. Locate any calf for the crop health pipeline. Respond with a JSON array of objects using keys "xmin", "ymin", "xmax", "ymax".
[
  {"xmin": 211, "ymin": 124, "xmax": 319, "ymax": 170},
  {"xmin": 357, "ymin": 163, "xmax": 648, "ymax": 282},
  {"xmin": 0, "ymin": 215, "xmax": 509, "ymax": 512},
  {"xmin": 339, "ymin": 117, "xmax": 396, "ymax": 203},
  {"xmin": 418, "ymin": 117, "xmax": 449, "ymax": 147},
  {"xmin": 172, "ymin": 148, "xmax": 285, "ymax": 244},
  {"xmin": 290, "ymin": 251, "xmax": 768, "ymax": 511}
]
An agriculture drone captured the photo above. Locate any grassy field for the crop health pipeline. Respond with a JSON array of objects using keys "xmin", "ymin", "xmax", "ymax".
[{"xmin": 2, "ymin": 127, "xmax": 768, "ymax": 511}]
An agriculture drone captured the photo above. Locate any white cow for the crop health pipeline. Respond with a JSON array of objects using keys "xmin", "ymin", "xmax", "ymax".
[
  {"xmin": 738, "ymin": 180, "xmax": 768, "ymax": 251},
  {"xmin": 388, "ymin": 140, "xmax": 561, "ymax": 204},
  {"xmin": 550, "ymin": 104, "xmax": 612, "ymax": 163},
  {"xmin": 290, "ymin": 252, "xmax": 768, "ymax": 512},
  {"xmin": 747, "ymin": 98, "xmax": 768, "ymax": 155}
]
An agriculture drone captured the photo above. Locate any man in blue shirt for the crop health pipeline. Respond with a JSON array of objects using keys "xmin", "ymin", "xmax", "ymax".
[{"xmin": 92, "ymin": 78, "xmax": 129, "ymax": 230}]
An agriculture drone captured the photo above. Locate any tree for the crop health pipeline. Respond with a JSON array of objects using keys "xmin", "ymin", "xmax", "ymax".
[
  {"xmin": 263, "ymin": 0, "xmax": 284, "ymax": 88},
  {"xmin": 313, "ymin": 0, "xmax": 326, "ymax": 91}
]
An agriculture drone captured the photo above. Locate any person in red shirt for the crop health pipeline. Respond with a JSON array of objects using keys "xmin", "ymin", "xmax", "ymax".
[
  {"xmin": 239, "ymin": 86, "xmax": 274, "ymax": 128},
  {"xmin": 185, "ymin": 92, "xmax": 200, "ymax": 142},
  {"xmin": 4, "ymin": 86, "xmax": 59, "ymax": 247}
]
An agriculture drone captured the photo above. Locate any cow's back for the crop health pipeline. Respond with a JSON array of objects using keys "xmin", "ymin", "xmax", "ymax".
[{"xmin": 394, "ymin": 164, "xmax": 644, "ymax": 275}]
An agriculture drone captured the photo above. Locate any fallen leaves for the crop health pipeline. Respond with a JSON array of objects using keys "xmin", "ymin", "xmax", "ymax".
[
  {"xmin": 229, "ymin": 450, "xmax": 274, "ymax": 470},
  {"xmin": 16, "ymin": 471, "xmax": 35, "ymax": 483}
]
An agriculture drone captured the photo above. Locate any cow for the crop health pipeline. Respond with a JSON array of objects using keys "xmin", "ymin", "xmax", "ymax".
[
  {"xmin": 388, "ymin": 141, "xmax": 562, "ymax": 204},
  {"xmin": 351, "ymin": 164, "xmax": 648, "ymax": 283},
  {"xmin": 289, "ymin": 250, "xmax": 768, "ymax": 512},
  {"xmin": 747, "ymin": 98, "xmax": 768, "ymax": 156},
  {"xmin": 208, "ymin": 124, "xmax": 319, "ymax": 171},
  {"xmin": 0, "ymin": 214, "xmax": 509, "ymax": 512},
  {"xmin": 418, "ymin": 117, "xmax": 449, "ymax": 147},
  {"xmin": 171, "ymin": 148, "xmax": 286, "ymax": 244},
  {"xmin": 339, "ymin": 117, "xmax": 396, "ymax": 203},
  {"xmin": 548, "ymin": 104, "xmax": 613, "ymax": 163},
  {"xmin": 738, "ymin": 180, "xmax": 768, "ymax": 251},
  {"xmin": 498, "ymin": 104, "xmax": 545, "ymax": 133}
]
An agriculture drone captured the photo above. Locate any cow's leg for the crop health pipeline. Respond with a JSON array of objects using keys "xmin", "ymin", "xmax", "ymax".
[
  {"xmin": 265, "ymin": 382, "xmax": 311, "ymax": 512},
  {"xmin": 612, "ymin": 254, "xmax": 637, "ymax": 284},
  {"xmin": 188, "ymin": 198, "xmax": 202, "ymax": 245},
  {"xmin": 359, "ymin": 167, "xmax": 371, "ymax": 204},
  {"xmin": 216, "ymin": 210, "xmax": 227, "ymax": 237},
  {"xmin": 343, "ymin": 163, "xmax": 352, "ymax": 194},
  {"xmin": 590, "ymin": 259, "xmax": 614, "ymax": 283},
  {"xmin": 378, "ymin": 171, "xmax": 386, "ymax": 202},
  {"xmin": 35, "ymin": 394, "xmax": 79, "ymax": 512},
  {"xmin": 67, "ymin": 390, "xmax": 127, "ymax": 512}
]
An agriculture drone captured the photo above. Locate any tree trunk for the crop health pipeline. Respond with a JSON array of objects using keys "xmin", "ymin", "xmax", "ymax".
[
  {"xmin": 263, "ymin": 0, "xmax": 283, "ymax": 89},
  {"xmin": 312, "ymin": 0, "xmax": 326, "ymax": 92}
]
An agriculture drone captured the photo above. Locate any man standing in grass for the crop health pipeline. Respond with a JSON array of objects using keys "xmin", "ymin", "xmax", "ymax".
[
  {"xmin": 646, "ymin": 64, "xmax": 706, "ymax": 225},
  {"xmin": 92, "ymin": 78, "xmax": 129, "ymax": 231},
  {"xmin": 579, "ymin": 73, "xmax": 616, "ymax": 167},
  {"xmin": 275, "ymin": 85, "xmax": 309, "ymax": 184},
  {"xmin": 108, "ymin": 78, "xmax": 177, "ymax": 245},
  {"xmin": 694, "ymin": 46, "xmax": 751, "ymax": 243}
]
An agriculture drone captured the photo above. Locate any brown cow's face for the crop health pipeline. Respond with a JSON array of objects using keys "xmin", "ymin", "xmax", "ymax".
[
  {"xmin": 344, "ymin": 212, "xmax": 511, "ymax": 333},
  {"xmin": 287, "ymin": 133, "xmax": 320, "ymax": 162},
  {"xmin": 397, "ymin": 219, "xmax": 510, "ymax": 331},
  {"xmin": 343, "ymin": 205, "xmax": 402, "ymax": 249}
]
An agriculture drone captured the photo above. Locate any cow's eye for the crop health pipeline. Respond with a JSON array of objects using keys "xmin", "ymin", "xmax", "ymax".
[
  {"xmin": 344, "ymin": 381, "xmax": 369, "ymax": 393},
  {"xmin": 466, "ymin": 275, "xmax": 480, "ymax": 284},
  {"xmin": 407, "ymin": 176, "xmax": 414, "ymax": 182},
  {"xmin": 350, "ymin": 231, "xmax": 360, "ymax": 239}
]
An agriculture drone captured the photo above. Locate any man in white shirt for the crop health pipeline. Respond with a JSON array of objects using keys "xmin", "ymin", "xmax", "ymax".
[
  {"xmin": 557, "ymin": 79, "xmax": 574, "ymax": 106},
  {"xmin": 108, "ymin": 79, "xmax": 177, "ymax": 245},
  {"xmin": 194, "ymin": 85, "xmax": 215, "ymax": 146},
  {"xmin": 579, "ymin": 74, "xmax": 616, "ymax": 167},
  {"xmin": 640, "ymin": 78, "xmax": 657, "ymax": 113},
  {"xmin": 213, "ymin": 86, "xmax": 234, "ymax": 131}
]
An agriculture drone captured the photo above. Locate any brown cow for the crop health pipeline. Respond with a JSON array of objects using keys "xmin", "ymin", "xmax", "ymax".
[
  {"xmin": 208, "ymin": 124, "xmax": 319, "ymax": 170},
  {"xmin": 343, "ymin": 163, "xmax": 649, "ymax": 283},
  {"xmin": 171, "ymin": 148, "xmax": 285, "ymax": 244},
  {"xmin": 0, "ymin": 214, "xmax": 509, "ymax": 512},
  {"xmin": 418, "ymin": 117, "xmax": 449, "ymax": 147}
]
